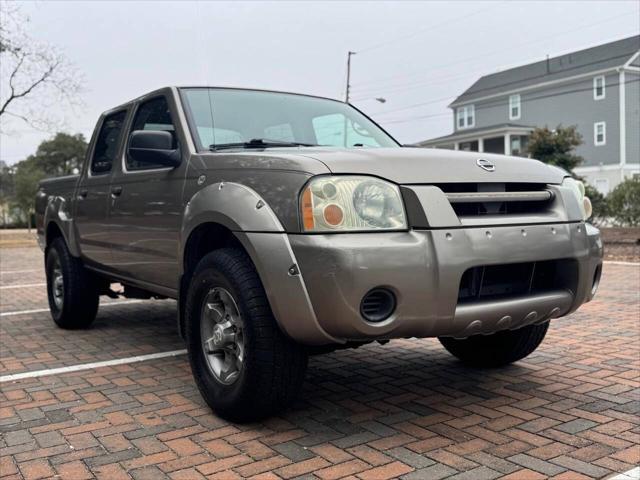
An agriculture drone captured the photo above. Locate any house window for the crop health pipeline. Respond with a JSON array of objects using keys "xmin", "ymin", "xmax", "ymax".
[
  {"xmin": 594, "ymin": 122, "xmax": 606, "ymax": 146},
  {"xmin": 511, "ymin": 136, "xmax": 522, "ymax": 155},
  {"xmin": 509, "ymin": 94, "xmax": 521, "ymax": 120},
  {"xmin": 593, "ymin": 76, "xmax": 605, "ymax": 100},
  {"xmin": 456, "ymin": 105, "xmax": 475, "ymax": 129}
]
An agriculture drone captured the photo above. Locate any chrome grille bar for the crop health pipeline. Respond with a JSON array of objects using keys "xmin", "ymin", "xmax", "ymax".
[{"xmin": 446, "ymin": 190, "xmax": 554, "ymax": 204}]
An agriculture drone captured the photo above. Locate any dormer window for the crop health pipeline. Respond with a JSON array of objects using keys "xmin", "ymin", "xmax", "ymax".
[
  {"xmin": 509, "ymin": 94, "xmax": 521, "ymax": 120},
  {"xmin": 593, "ymin": 76, "xmax": 605, "ymax": 100},
  {"xmin": 456, "ymin": 105, "xmax": 475, "ymax": 129}
]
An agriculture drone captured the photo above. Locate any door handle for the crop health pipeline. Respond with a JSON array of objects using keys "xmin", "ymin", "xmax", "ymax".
[
  {"xmin": 78, "ymin": 189, "xmax": 88, "ymax": 199},
  {"xmin": 111, "ymin": 186, "xmax": 123, "ymax": 197}
]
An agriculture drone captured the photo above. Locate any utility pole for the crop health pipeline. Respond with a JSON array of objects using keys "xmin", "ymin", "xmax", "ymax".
[{"xmin": 345, "ymin": 51, "xmax": 356, "ymax": 103}]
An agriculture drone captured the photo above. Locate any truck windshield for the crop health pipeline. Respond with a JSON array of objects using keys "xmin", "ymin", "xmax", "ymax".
[{"xmin": 180, "ymin": 88, "xmax": 399, "ymax": 150}]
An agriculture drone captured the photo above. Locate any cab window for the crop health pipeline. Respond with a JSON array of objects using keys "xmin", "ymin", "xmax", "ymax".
[
  {"xmin": 127, "ymin": 96, "xmax": 177, "ymax": 171},
  {"xmin": 91, "ymin": 110, "xmax": 127, "ymax": 175}
]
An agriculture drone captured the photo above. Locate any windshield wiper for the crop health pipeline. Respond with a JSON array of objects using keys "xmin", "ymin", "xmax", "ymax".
[{"xmin": 209, "ymin": 138, "xmax": 317, "ymax": 151}]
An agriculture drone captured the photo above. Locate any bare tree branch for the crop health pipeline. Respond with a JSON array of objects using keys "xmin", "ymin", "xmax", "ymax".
[{"xmin": 0, "ymin": 2, "xmax": 84, "ymax": 133}]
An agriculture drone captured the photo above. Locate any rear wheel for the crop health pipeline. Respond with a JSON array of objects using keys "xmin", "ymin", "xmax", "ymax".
[
  {"xmin": 438, "ymin": 323, "xmax": 549, "ymax": 367},
  {"xmin": 185, "ymin": 248, "xmax": 308, "ymax": 422},
  {"xmin": 45, "ymin": 237, "xmax": 99, "ymax": 329}
]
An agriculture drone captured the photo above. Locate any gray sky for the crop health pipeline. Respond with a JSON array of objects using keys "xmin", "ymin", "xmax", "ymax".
[{"xmin": 1, "ymin": 0, "xmax": 638, "ymax": 164}]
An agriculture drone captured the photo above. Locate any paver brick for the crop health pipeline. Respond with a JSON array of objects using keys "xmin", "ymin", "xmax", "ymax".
[
  {"xmin": 1, "ymin": 248, "xmax": 638, "ymax": 479},
  {"xmin": 315, "ymin": 459, "xmax": 370, "ymax": 480},
  {"xmin": 357, "ymin": 460, "xmax": 413, "ymax": 479},
  {"xmin": 274, "ymin": 457, "xmax": 331, "ymax": 479},
  {"xmin": 17, "ymin": 459, "xmax": 55, "ymax": 480}
]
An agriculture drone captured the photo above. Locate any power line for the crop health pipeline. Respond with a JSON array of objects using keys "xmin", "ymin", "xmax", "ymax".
[
  {"xmin": 376, "ymin": 78, "xmax": 640, "ymax": 126},
  {"xmin": 356, "ymin": 3, "xmax": 502, "ymax": 54},
  {"xmin": 366, "ymin": 51, "xmax": 638, "ymax": 114},
  {"xmin": 350, "ymin": 12, "xmax": 634, "ymax": 96},
  {"xmin": 351, "ymin": 71, "xmax": 479, "ymax": 100},
  {"xmin": 366, "ymin": 94, "xmax": 456, "ymax": 117},
  {"xmin": 355, "ymin": 40, "xmax": 640, "ymax": 116}
]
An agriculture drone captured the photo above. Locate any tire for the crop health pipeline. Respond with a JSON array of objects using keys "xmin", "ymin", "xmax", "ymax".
[
  {"xmin": 45, "ymin": 237, "xmax": 99, "ymax": 329},
  {"xmin": 438, "ymin": 322, "xmax": 549, "ymax": 367},
  {"xmin": 185, "ymin": 248, "xmax": 308, "ymax": 422}
]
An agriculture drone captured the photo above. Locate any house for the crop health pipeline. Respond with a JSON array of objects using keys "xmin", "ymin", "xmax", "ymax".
[{"xmin": 416, "ymin": 35, "xmax": 640, "ymax": 194}]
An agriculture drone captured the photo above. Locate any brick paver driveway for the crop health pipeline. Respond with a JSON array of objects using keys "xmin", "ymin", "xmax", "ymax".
[{"xmin": 1, "ymin": 246, "xmax": 638, "ymax": 480}]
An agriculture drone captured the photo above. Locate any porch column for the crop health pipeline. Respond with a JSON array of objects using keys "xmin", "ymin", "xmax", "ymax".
[
  {"xmin": 478, "ymin": 138, "xmax": 484, "ymax": 153},
  {"xmin": 454, "ymin": 142, "xmax": 459, "ymax": 150},
  {"xmin": 504, "ymin": 133, "xmax": 511, "ymax": 155}
]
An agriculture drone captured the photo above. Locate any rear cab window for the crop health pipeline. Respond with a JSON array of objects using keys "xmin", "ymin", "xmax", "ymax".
[{"xmin": 90, "ymin": 110, "xmax": 127, "ymax": 175}]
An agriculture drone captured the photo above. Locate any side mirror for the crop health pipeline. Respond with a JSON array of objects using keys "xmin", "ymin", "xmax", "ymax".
[{"xmin": 128, "ymin": 130, "xmax": 181, "ymax": 168}]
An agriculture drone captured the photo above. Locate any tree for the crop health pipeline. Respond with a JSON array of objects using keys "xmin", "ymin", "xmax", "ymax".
[
  {"xmin": 12, "ymin": 158, "xmax": 43, "ymax": 231},
  {"xmin": 5, "ymin": 132, "xmax": 87, "ymax": 228},
  {"xmin": 0, "ymin": 2, "xmax": 83, "ymax": 132},
  {"xmin": 27, "ymin": 132, "xmax": 87, "ymax": 176},
  {"xmin": 0, "ymin": 160, "xmax": 15, "ymax": 226},
  {"xmin": 527, "ymin": 125, "xmax": 583, "ymax": 175},
  {"xmin": 608, "ymin": 177, "xmax": 640, "ymax": 227},
  {"xmin": 527, "ymin": 125, "xmax": 612, "ymax": 223}
]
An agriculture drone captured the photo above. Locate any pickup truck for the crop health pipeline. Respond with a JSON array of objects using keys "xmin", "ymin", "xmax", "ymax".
[{"xmin": 36, "ymin": 86, "xmax": 603, "ymax": 422}]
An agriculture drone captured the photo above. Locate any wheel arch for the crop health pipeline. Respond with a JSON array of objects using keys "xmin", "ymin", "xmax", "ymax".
[
  {"xmin": 42, "ymin": 195, "xmax": 81, "ymax": 257},
  {"xmin": 178, "ymin": 182, "xmax": 286, "ymax": 339},
  {"xmin": 178, "ymin": 182, "xmax": 336, "ymax": 345}
]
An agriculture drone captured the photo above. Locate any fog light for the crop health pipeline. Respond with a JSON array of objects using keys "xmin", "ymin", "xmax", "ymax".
[{"xmin": 360, "ymin": 288, "xmax": 396, "ymax": 322}]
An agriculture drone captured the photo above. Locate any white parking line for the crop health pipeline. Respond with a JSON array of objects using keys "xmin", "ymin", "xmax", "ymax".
[
  {"xmin": 609, "ymin": 467, "xmax": 640, "ymax": 480},
  {"xmin": 0, "ymin": 269, "xmax": 41, "ymax": 275},
  {"xmin": 0, "ymin": 299, "xmax": 145, "ymax": 317},
  {"xmin": 0, "ymin": 349, "xmax": 188, "ymax": 383},
  {"xmin": 604, "ymin": 261, "xmax": 640, "ymax": 266},
  {"xmin": 0, "ymin": 283, "xmax": 46, "ymax": 289}
]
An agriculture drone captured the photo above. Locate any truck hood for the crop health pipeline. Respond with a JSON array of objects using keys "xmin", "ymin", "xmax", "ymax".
[{"xmin": 298, "ymin": 147, "xmax": 565, "ymax": 185}]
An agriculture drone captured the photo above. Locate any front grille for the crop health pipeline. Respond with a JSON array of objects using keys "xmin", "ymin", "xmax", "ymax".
[
  {"xmin": 439, "ymin": 183, "xmax": 554, "ymax": 217},
  {"xmin": 458, "ymin": 259, "xmax": 578, "ymax": 304}
]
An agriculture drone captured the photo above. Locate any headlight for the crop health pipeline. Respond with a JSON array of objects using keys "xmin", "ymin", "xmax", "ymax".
[
  {"xmin": 301, "ymin": 176, "xmax": 407, "ymax": 232},
  {"xmin": 563, "ymin": 177, "xmax": 592, "ymax": 220}
]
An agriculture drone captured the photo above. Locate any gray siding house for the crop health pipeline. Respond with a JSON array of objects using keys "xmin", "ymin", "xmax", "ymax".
[{"xmin": 417, "ymin": 36, "xmax": 640, "ymax": 194}]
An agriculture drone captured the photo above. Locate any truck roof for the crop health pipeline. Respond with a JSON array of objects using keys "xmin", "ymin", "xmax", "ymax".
[{"xmin": 104, "ymin": 86, "xmax": 345, "ymax": 117}]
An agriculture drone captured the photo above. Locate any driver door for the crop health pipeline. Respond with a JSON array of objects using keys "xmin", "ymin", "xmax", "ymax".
[{"xmin": 108, "ymin": 94, "xmax": 187, "ymax": 292}]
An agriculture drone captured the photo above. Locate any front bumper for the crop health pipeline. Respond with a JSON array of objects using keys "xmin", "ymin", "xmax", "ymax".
[{"xmin": 282, "ymin": 222, "xmax": 602, "ymax": 344}]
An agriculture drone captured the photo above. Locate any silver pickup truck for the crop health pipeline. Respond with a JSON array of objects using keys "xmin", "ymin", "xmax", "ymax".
[{"xmin": 36, "ymin": 87, "xmax": 603, "ymax": 422}]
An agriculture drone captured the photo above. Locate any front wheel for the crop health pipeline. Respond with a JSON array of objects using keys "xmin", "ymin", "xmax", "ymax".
[
  {"xmin": 185, "ymin": 248, "xmax": 308, "ymax": 422},
  {"xmin": 439, "ymin": 322, "xmax": 549, "ymax": 367}
]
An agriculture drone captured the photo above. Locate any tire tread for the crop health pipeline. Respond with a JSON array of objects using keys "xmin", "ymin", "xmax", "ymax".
[
  {"xmin": 185, "ymin": 248, "xmax": 307, "ymax": 422},
  {"xmin": 439, "ymin": 322, "xmax": 549, "ymax": 367},
  {"xmin": 46, "ymin": 237, "xmax": 99, "ymax": 329}
]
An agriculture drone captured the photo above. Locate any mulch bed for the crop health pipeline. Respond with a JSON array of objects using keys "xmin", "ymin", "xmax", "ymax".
[{"xmin": 600, "ymin": 227, "xmax": 640, "ymax": 262}]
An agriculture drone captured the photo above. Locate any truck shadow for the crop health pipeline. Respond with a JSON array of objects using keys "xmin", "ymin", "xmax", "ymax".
[{"xmin": 293, "ymin": 340, "xmax": 546, "ymax": 425}]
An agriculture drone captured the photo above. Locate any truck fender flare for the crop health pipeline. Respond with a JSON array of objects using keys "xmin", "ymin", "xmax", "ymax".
[
  {"xmin": 43, "ymin": 194, "xmax": 81, "ymax": 257},
  {"xmin": 180, "ymin": 182, "xmax": 339, "ymax": 345},
  {"xmin": 181, "ymin": 182, "xmax": 285, "ymax": 242}
]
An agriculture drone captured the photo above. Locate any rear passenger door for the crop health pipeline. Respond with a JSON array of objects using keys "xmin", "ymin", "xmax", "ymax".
[
  {"xmin": 75, "ymin": 109, "xmax": 127, "ymax": 267},
  {"xmin": 108, "ymin": 94, "xmax": 187, "ymax": 292}
]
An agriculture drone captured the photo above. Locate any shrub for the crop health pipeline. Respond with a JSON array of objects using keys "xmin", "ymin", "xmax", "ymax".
[
  {"xmin": 584, "ymin": 184, "xmax": 609, "ymax": 226},
  {"xmin": 608, "ymin": 176, "xmax": 640, "ymax": 226}
]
